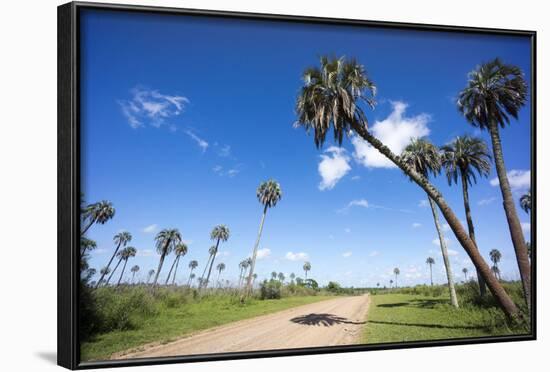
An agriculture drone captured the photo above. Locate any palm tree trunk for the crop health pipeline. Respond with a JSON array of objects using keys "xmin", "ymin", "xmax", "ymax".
[
  {"xmin": 460, "ymin": 173, "xmax": 487, "ymax": 297},
  {"xmin": 428, "ymin": 197, "xmax": 459, "ymax": 308},
  {"xmin": 204, "ymin": 239, "xmax": 220, "ymax": 289},
  {"xmin": 117, "ymin": 259, "xmax": 128, "ymax": 286},
  {"xmin": 165, "ymin": 256, "xmax": 178, "ymax": 285},
  {"xmin": 187, "ymin": 268, "xmax": 194, "ymax": 286},
  {"xmin": 199, "ymin": 255, "xmax": 212, "ymax": 288},
  {"xmin": 350, "ymin": 120, "xmax": 520, "ymax": 319},
  {"xmin": 132, "ymin": 272, "xmax": 135, "ymax": 284},
  {"xmin": 430, "ymin": 265, "xmax": 433, "ymax": 286},
  {"xmin": 95, "ymin": 242, "xmax": 122, "ymax": 289},
  {"xmin": 488, "ymin": 121, "xmax": 531, "ymax": 310},
  {"xmin": 106, "ymin": 257, "xmax": 123, "ymax": 286},
  {"xmin": 81, "ymin": 217, "xmax": 96, "ymax": 236},
  {"xmin": 245, "ymin": 205, "xmax": 268, "ymax": 294},
  {"xmin": 152, "ymin": 239, "xmax": 172, "ymax": 286},
  {"xmin": 172, "ymin": 256, "xmax": 181, "ymax": 285}
]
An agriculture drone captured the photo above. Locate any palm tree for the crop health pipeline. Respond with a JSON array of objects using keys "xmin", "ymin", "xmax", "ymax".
[
  {"xmin": 426, "ymin": 257, "xmax": 435, "ymax": 286},
  {"xmin": 81, "ymin": 200, "xmax": 115, "ymax": 236},
  {"xmin": 441, "ymin": 135, "xmax": 492, "ymax": 297},
  {"xmin": 189, "ymin": 273, "xmax": 196, "ymax": 286},
  {"xmin": 278, "ymin": 272, "xmax": 285, "ymax": 283},
  {"xmin": 245, "ymin": 180, "xmax": 283, "ymax": 294},
  {"xmin": 166, "ymin": 243, "xmax": 188, "ymax": 285},
  {"xmin": 303, "ymin": 262, "xmax": 311, "ymax": 279},
  {"xmin": 271, "ymin": 271, "xmax": 277, "ymax": 280},
  {"xmin": 116, "ymin": 246, "xmax": 136, "ymax": 286},
  {"xmin": 290, "ymin": 273, "xmax": 296, "ymax": 284},
  {"xmin": 187, "ymin": 260, "xmax": 198, "ymax": 286},
  {"xmin": 389, "ymin": 279, "xmax": 394, "ymax": 288},
  {"xmin": 152, "ymin": 228, "xmax": 182, "ymax": 286},
  {"xmin": 526, "ymin": 242, "xmax": 531, "ymax": 261},
  {"xmin": 376, "ymin": 282, "xmax": 380, "ymax": 289},
  {"xmin": 252, "ymin": 273, "xmax": 258, "ymax": 287},
  {"xmin": 402, "ymin": 139, "xmax": 459, "ymax": 307},
  {"xmin": 458, "ymin": 58, "xmax": 530, "ymax": 309},
  {"xmin": 130, "ymin": 265, "xmax": 140, "ymax": 283},
  {"xmin": 147, "ymin": 269, "xmax": 155, "ymax": 284},
  {"xmin": 99, "ymin": 267, "xmax": 110, "ymax": 286},
  {"xmin": 393, "ymin": 268, "xmax": 400, "ymax": 288},
  {"xmin": 200, "ymin": 246, "xmax": 216, "ymax": 287},
  {"xmin": 80, "ymin": 237, "xmax": 97, "ymax": 256},
  {"xmin": 216, "ymin": 263, "xmax": 226, "ymax": 286},
  {"xmin": 295, "ymin": 56, "xmax": 519, "ymax": 318},
  {"xmin": 520, "ymin": 190, "xmax": 531, "ymax": 214},
  {"xmin": 96, "ymin": 231, "xmax": 132, "ymax": 289},
  {"xmin": 462, "ymin": 267, "xmax": 468, "ymax": 282},
  {"xmin": 490, "ymin": 249, "xmax": 502, "ymax": 280},
  {"xmin": 202, "ymin": 225, "xmax": 230, "ymax": 289}
]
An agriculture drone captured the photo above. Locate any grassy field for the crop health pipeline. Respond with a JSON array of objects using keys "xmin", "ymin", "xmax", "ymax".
[
  {"xmin": 81, "ymin": 292, "xmax": 330, "ymax": 361},
  {"xmin": 362, "ymin": 292, "xmax": 528, "ymax": 344}
]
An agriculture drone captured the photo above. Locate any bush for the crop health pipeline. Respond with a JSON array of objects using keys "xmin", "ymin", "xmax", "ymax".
[{"xmin": 260, "ymin": 279, "xmax": 282, "ymax": 299}]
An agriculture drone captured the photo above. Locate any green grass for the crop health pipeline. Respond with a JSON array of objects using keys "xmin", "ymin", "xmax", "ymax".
[
  {"xmin": 362, "ymin": 293, "xmax": 528, "ymax": 344},
  {"xmin": 81, "ymin": 294, "xmax": 330, "ymax": 361}
]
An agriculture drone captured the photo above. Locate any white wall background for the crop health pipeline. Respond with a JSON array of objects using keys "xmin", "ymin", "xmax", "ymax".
[{"xmin": 0, "ymin": 0, "xmax": 546, "ymax": 370}]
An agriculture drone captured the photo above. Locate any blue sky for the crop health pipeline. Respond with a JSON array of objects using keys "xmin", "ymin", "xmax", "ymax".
[{"xmin": 80, "ymin": 9, "xmax": 532, "ymax": 288}]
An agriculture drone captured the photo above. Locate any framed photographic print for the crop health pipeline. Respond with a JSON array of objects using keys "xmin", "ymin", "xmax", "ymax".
[{"xmin": 58, "ymin": 1, "xmax": 536, "ymax": 369}]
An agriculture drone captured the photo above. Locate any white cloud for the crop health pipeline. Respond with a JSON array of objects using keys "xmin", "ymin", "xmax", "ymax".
[
  {"xmin": 119, "ymin": 87, "xmax": 188, "ymax": 129},
  {"xmin": 352, "ymin": 101, "xmax": 430, "ymax": 168},
  {"xmin": 490, "ymin": 170, "xmax": 530, "ymax": 191},
  {"xmin": 447, "ymin": 249, "xmax": 459, "ymax": 256},
  {"xmin": 318, "ymin": 147, "xmax": 351, "ymax": 190},
  {"xmin": 256, "ymin": 248, "xmax": 271, "ymax": 260},
  {"xmin": 218, "ymin": 250, "xmax": 230, "ymax": 257},
  {"xmin": 442, "ymin": 223, "xmax": 451, "ymax": 232},
  {"xmin": 185, "ymin": 130, "xmax": 209, "ymax": 152},
  {"xmin": 342, "ymin": 251, "xmax": 353, "ymax": 258},
  {"xmin": 418, "ymin": 199, "xmax": 429, "ymax": 208},
  {"xmin": 478, "ymin": 197, "xmax": 497, "ymax": 206},
  {"xmin": 143, "ymin": 224, "xmax": 158, "ymax": 233},
  {"xmin": 351, "ymin": 175, "xmax": 361, "ymax": 181},
  {"xmin": 344, "ymin": 228, "xmax": 352, "ymax": 233},
  {"xmin": 412, "ymin": 222, "xmax": 422, "ymax": 228},
  {"xmin": 521, "ymin": 222, "xmax": 531, "ymax": 235},
  {"xmin": 227, "ymin": 169, "xmax": 240, "ymax": 177},
  {"xmin": 212, "ymin": 165, "xmax": 223, "ymax": 174},
  {"xmin": 218, "ymin": 145, "xmax": 231, "ymax": 157},
  {"xmin": 369, "ymin": 251, "xmax": 379, "ymax": 257},
  {"xmin": 432, "ymin": 237, "xmax": 451, "ymax": 247},
  {"xmin": 137, "ymin": 249, "xmax": 158, "ymax": 257},
  {"xmin": 285, "ymin": 252, "xmax": 309, "ymax": 261}
]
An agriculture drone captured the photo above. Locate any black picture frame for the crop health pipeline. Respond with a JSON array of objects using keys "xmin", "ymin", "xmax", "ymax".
[{"xmin": 58, "ymin": 2, "xmax": 537, "ymax": 369}]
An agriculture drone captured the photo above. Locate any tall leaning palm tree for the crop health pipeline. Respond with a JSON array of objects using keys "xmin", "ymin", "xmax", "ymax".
[
  {"xmin": 441, "ymin": 135, "xmax": 492, "ymax": 296},
  {"xmin": 393, "ymin": 268, "xmax": 400, "ymax": 288},
  {"xmin": 147, "ymin": 269, "xmax": 155, "ymax": 284},
  {"xmin": 116, "ymin": 246, "xmax": 136, "ymax": 286},
  {"xmin": 520, "ymin": 190, "xmax": 531, "ymax": 214},
  {"xmin": 295, "ymin": 56, "xmax": 519, "ymax": 318},
  {"xmin": 303, "ymin": 262, "xmax": 311, "ymax": 279},
  {"xmin": 81, "ymin": 200, "xmax": 115, "ymax": 236},
  {"xmin": 245, "ymin": 180, "xmax": 283, "ymax": 294},
  {"xmin": 490, "ymin": 249, "xmax": 502, "ymax": 274},
  {"xmin": 462, "ymin": 267, "xmax": 468, "ymax": 282},
  {"xmin": 402, "ymin": 139, "xmax": 459, "ymax": 308},
  {"xmin": 216, "ymin": 263, "xmax": 226, "ymax": 286},
  {"xmin": 187, "ymin": 260, "xmax": 198, "ymax": 286},
  {"xmin": 166, "ymin": 243, "xmax": 188, "ymax": 285},
  {"xmin": 131, "ymin": 265, "xmax": 140, "ymax": 283},
  {"xmin": 458, "ymin": 58, "xmax": 530, "ymax": 309},
  {"xmin": 152, "ymin": 229, "xmax": 182, "ymax": 286},
  {"xmin": 80, "ymin": 237, "xmax": 97, "ymax": 256},
  {"xmin": 202, "ymin": 225, "xmax": 230, "ymax": 289},
  {"xmin": 426, "ymin": 257, "xmax": 435, "ymax": 286},
  {"xmin": 96, "ymin": 231, "xmax": 132, "ymax": 289}
]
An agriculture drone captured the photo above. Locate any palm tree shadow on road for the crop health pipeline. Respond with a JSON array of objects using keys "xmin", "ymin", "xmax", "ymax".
[{"xmin": 290, "ymin": 313, "xmax": 366, "ymax": 327}]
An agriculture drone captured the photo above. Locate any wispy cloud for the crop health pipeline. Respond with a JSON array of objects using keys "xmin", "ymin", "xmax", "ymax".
[
  {"xmin": 218, "ymin": 145, "xmax": 231, "ymax": 157},
  {"xmin": 478, "ymin": 197, "xmax": 497, "ymax": 206},
  {"xmin": 285, "ymin": 251, "xmax": 309, "ymax": 261},
  {"xmin": 185, "ymin": 130, "xmax": 209, "ymax": 152},
  {"xmin": 342, "ymin": 251, "xmax": 353, "ymax": 258},
  {"xmin": 344, "ymin": 228, "xmax": 352, "ymax": 233},
  {"xmin": 490, "ymin": 170, "xmax": 530, "ymax": 191},
  {"xmin": 369, "ymin": 251, "xmax": 379, "ymax": 257},
  {"xmin": 212, "ymin": 165, "xmax": 240, "ymax": 177},
  {"xmin": 143, "ymin": 224, "xmax": 158, "ymax": 234},
  {"xmin": 432, "ymin": 237, "xmax": 452, "ymax": 247},
  {"xmin": 412, "ymin": 222, "xmax": 422, "ymax": 228},
  {"xmin": 339, "ymin": 199, "xmax": 411, "ymax": 214},
  {"xmin": 521, "ymin": 222, "xmax": 531, "ymax": 235},
  {"xmin": 119, "ymin": 87, "xmax": 188, "ymax": 129},
  {"xmin": 418, "ymin": 199, "xmax": 429, "ymax": 208},
  {"xmin": 137, "ymin": 249, "xmax": 158, "ymax": 257},
  {"xmin": 318, "ymin": 146, "xmax": 351, "ymax": 190},
  {"xmin": 352, "ymin": 101, "xmax": 430, "ymax": 168},
  {"xmin": 256, "ymin": 248, "xmax": 271, "ymax": 260}
]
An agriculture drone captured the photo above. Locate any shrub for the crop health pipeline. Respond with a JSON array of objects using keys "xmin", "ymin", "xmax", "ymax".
[{"xmin": 260, "ymin": 279, "xmax": 282, "ymax": 299}]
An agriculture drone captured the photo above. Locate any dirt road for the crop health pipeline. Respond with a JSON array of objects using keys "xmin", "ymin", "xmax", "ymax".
[{"xmin": 115, "ymin": 294, "xmax": 370, "ymax": 359}]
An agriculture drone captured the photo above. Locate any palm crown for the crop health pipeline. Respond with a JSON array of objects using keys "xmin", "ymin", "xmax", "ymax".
[
  {"xmin": 84, "ymin": 200, "xmax": 115, "ymax": 224},
  {"xmin": 401, "ymin": 138, "xmax": 441, "ymax": 179},
  {"xmin": 155, "ymin": 229, "xmax": 182, "ymax": 255},
  {"xmin": 211, "ymin": 225, "xmax": 230, "ymax": 243},
  {"xmin": 520, "ymin": 190, "xmax": 531, "ymax": 213},
  {"xmin": 441, "ymin": 136, "xmax": 491, "ymax": 186},
  {"xmin": 217, "ymin": 263, "xmax": 225, "ymax": 272},
  {"xmin": 131, "ymin": 265, "xmax": 139, "ymax": 273},
  {"xmin": 257, "ymin": 180, "xmax": 282, "ymax": 208},
  {"xmin": 174, "ymin": 243, "xmax": 188, "ymax": 257},
  {"xmin": 114, "ymin": 231, "xmax": 132, "ymax": 247},
  {"xmin": 189, "ymin": 260, "xmax": 198, "ymax": 269},
  {"xmin": 295, "ymin": 56, "xmax": 376, "ymax": 148},
  {"xmin": 118, "ymin": 246, "xmax": 136, "ymax": 260},
  {"xmin": 489, "ymin": 249, "xmax": 502, "ymax": 264},
  {"xmin": 303, "ymin": 262, "xmax": 311, "ymax": 272},
  {"xmin": 426, "ymin": 257, "xmax": 435, "ymax": 265},
  {"xmin": 457, "ymin": 58, "xmax": 527, "ymax": 129}
]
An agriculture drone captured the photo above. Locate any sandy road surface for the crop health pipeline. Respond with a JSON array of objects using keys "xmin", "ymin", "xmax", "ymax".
[{"xmin": 115, "ymin": 294, "xmax": 370, "ymax": 359}]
